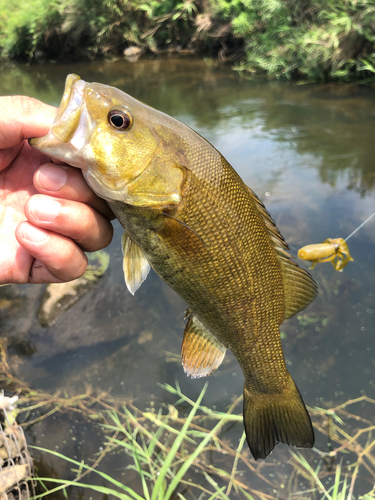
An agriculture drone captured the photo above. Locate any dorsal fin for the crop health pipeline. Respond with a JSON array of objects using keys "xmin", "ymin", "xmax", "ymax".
[{"xmin": 246, "ymin": 186, "xmax": 318, "ymax": 320}]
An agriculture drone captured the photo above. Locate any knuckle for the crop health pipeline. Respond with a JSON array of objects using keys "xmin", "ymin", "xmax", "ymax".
[
  {"xmin": 17, "ymin": 96, "xmax": 42, "ymax": 119},
  {"xmin": 51, "ymin": 240, "xmax": 87, "ymax": 278},
  {"xmin": 76, "ymin": 214, "xmax": 113, "ymax": 252}
]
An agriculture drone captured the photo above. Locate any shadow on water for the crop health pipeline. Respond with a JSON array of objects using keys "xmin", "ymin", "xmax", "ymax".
[{"xmin": 0, "ymin": 58, "xmax": 374, "ymax": 497}]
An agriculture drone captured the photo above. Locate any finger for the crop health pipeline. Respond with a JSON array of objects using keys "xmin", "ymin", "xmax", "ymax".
[
  {"xmin": 15, "ymin": 221, "xmax": 88, "ymax": 283},
  {"xmin": 34, "ymin": 163, "xmax": 114, "ymax": 219},
  {"xmin": 0, "ymin": 143, "xmax": 22, "ymax": 172},
  {"xmin": 24, "ymin": 194, "xmax": 113, "ymax": 252},
  {"xmin": 0, "ymin": 96, "xmax": 57, "ymax": 148}
]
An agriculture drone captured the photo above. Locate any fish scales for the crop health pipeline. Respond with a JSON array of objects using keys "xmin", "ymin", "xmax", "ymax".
[{"xmin": 30, "ymin": 74, "xmax": 318, "ymax": 460}]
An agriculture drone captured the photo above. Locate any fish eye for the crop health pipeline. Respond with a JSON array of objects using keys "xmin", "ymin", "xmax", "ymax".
[{"xmin": 108, "ymin": 109, "xmax": 132, "ymax": 131}]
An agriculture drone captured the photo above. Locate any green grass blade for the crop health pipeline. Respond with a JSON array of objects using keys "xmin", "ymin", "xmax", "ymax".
[
  {"xmin": 31, "ymin": 446, "xmax": 145, "ymax": 500},
  {"xmin": 33, "ymin": 478, "xmax": 141, "ymax": 500},
  {"xmin": 226, "ymin": 431, "xmax": 246, "ymax": 495},
  {"xmin": 290, "ymin": 451, "xmax": 332, "ymax": 500},
  {"xmin": 159, "ymin": 383, "xmax": 242, "ymax": 422},
  {"xmin": 107, "ymin": 436, "xmax": 150, "ymax": 461},
  {"xmin": 128, "ymin": 420, "xmax": 151, "ymax": 500},
  {"xmin": 331, "ymin": 461, "xmax": 342, "ymax": 499},
  {"xmin": 237, "ymin": 486, "xmax": 256, "ymax": 500},
  {"xmin": 164, "ymin": 411, "xmax": 230, "ymax": 500},
  {"xmin": 144, "ymin": 411, "xmax": 197, "ymax": 444},
  {"xmin": 151, "ymin": 383, "xmax": 208, "ymax": 500},
  {"xmin": 206, "ymin": 486, "xmax": 227, "ymax": 500},
  {"xmin": 146, "ymin": 413, "xmax": 166, "ymax": 457}
]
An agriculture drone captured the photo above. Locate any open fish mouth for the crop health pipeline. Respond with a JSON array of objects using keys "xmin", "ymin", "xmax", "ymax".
[
  {"xmin": 51, "ymin": 74, "xmax": 86, "ymax": 144},
  {"xmin": 54, "ymin": 74, "xmax": 82, "ymax": 124},
  {"xmin": 29, "ymin": 74, "xmax": 94, "ymax": 168},
  {"xmin": 29, "ymin": 74, "xmax": 132, "ymax": 200}
]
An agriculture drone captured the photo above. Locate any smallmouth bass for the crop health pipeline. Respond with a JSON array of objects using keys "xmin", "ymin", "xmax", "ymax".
[{"xmin": 31, "ymin": 74, "xmax": 318, "ymax": 460}]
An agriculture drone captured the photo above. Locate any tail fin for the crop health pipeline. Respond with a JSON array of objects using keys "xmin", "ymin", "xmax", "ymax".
[{"xmin": 243, "ymin": 373, "xmax": 314, "ymax": 460}]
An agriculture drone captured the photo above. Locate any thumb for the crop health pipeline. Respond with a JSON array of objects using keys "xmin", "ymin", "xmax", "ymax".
[{"xmin": 0, "ymin": 96, "xmax": 57, "ymax": 149}]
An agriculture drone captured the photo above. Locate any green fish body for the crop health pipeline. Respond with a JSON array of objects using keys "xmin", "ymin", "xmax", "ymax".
[{"xmin": 31, "ymin": 74, "xmax": 317, "ymax": 459}]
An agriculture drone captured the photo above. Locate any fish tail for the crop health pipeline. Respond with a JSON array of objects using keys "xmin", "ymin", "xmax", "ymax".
[{"xmin": 243, "ymin": 373, "xmax": 314, "ymax": 460}]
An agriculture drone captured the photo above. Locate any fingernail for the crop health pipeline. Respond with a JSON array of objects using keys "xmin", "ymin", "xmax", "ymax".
[
  {"xmin": 21, "ymin": 224, "xmax": 48, "ymax": 243},
  {"xmin": 37, "ymin": 165, "xmax": 67, "ymax": 191},
  {"xmin": 29, "ymin": 197, "xmax": 61, "ymax": 222}
]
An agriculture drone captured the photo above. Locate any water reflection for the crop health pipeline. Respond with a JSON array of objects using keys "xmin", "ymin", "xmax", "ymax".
[
  {"xmin": 2, "ymin": 60, "xmax": 375, "ymax": 195},
  {"xmin": 0, "ymin": 58, "xmax": 374, "ymax": 497}
]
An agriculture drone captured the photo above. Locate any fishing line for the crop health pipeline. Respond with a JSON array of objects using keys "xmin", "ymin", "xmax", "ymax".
[{"xmin": 344, "ymin": 209, "xmax": 375, "ymax": 243}]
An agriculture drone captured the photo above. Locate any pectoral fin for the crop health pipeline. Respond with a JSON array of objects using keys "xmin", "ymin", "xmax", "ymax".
[
  {"xmin": 181, "ymin": 311, "xmax": 226, "ymax": 378},
  {"xmin": 121, "ymin": 233, "xmax": 151, "ymax": 295},
  {"xmin": 156, "ymin": 213, "xmax": 207, "ymax": 258}
]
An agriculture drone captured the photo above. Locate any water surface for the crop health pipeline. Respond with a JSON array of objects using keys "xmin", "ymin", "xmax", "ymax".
[{"xmin": 0, "ymin": 58, "xmax": 374, "ymax": 497}]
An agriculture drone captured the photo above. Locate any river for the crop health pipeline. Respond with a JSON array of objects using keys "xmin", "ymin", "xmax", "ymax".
[{"xmin": 0, "ymin": 58, "xmax": 374, "ymax": 498}]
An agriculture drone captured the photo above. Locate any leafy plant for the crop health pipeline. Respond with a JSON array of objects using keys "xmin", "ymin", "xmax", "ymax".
[
  {"xmin": 1, "ymin": 0, "xmax": 374, "ymax": 81},
  {"xmin": 211, "ymin": 0, "xmax": 375, "ymax": 81},
  {"xmin": 0, "ymin": 0, "xmax": 66, "ymax": 60}
]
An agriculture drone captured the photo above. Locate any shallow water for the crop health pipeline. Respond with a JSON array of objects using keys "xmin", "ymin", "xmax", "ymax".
[{"xmin": 1, "ymin": 58, "xmax": 375, "ymax": 497}]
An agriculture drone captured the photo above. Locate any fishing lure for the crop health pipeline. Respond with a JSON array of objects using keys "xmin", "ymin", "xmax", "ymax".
[
  {"xmin": 298, "ymin": 210, "xmax": 375, "ymax": 271},
  {"xmin": 298, "ymin": 238, "xmax": 353, "ymax": 271}
]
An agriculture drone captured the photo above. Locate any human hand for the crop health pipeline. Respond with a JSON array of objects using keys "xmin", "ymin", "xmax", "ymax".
[{"xmin": 0, "ymin": 96, "xmax": 113, "ymax": 284}]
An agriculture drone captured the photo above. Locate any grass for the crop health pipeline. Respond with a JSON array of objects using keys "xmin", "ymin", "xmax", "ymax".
[
  {"xmin": 290, "ymin": 451, "xmax": 375, "ymax": 500},
  {"xmin": 31, "ymin": 384, "xmax": 249, "ymax": 500},
  {"xmin": 1, "ymin": 341, "xmax": 375, "ymax": 499}
]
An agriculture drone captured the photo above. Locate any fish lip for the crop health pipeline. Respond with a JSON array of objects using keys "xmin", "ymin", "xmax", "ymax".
[
  {"xmin": 29, "ymin": 75, "xmax": 95, "ymax": 167},
  {"xmin": 29, "ymin": 74, "xmax": 84, "ymax": 152},
  {"xmin": 51, "ymin": 78, "xmax": 86, "ymax": 144},
  {"xmin": 55, "ymin": 74, "xmax": 82, "ymax": 122},
  {"xmin": 30, "ymin": 74, "xmax": 83, "ymax": 149}
]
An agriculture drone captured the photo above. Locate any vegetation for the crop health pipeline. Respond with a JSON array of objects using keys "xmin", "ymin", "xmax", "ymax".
[
  {"xmin": 212, "ymin": 0, "xmax": 375, "ymax": 81},
  {"xmin": 1, "ymin": 341, "xmax": 375, "ymax": 499},
  {"xmin": 0, "ymin": 0, "xmax": 374, "ymax": 82}
]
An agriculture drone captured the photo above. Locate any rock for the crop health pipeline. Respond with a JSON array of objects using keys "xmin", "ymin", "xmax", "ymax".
[
  {"xmin": 123, "ymin": 46, "xmax": 143, "ymax": 63},
  {"xmin": 38, "ymin": 251, "xmax": 110, "ymax": 327}
]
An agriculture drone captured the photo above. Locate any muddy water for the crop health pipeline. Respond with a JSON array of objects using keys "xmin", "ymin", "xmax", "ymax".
[{"xmin": 0, "ymin": 59, "xmax": 374, "ymax": 497}]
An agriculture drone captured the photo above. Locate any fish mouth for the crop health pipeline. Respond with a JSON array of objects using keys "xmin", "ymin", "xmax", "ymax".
[
  {"xmin": 29, "ymin": 74, "xmax": 93, "ymax": 168},
  {"xmin": 54, "ymin": 74, "xmax": 82, "ymax": 125},
  {"xmin": 29, "ymin": 73, "xmax": 131, "ymax": 200}
]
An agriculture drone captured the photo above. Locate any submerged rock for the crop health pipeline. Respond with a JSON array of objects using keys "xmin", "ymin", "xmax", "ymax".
[
  {"xmin": 123, "ymin": 46, "xmax": 142, "ymax": 62},
  {"xmin": 38, "ymin": 250, "xmax": 110, "ymax": 327}
]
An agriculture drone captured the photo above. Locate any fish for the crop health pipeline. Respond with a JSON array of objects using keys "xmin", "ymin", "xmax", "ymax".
[
  {"xmin": 298, "ymin": 238, "xmax": 353, "ymax": 271},
  {"xmin": 30, "ymin": 74, "xmax": 318, "ymax": 460}
]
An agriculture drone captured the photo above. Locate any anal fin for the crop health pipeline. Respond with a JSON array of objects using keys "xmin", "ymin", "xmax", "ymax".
[
  {"xmin": 182, "ymin": 311, "xmax": 226, "ymax": 379},
  {"xmin": 121, "ymin": 233, "xmax": 151, "ymax": 295}
]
